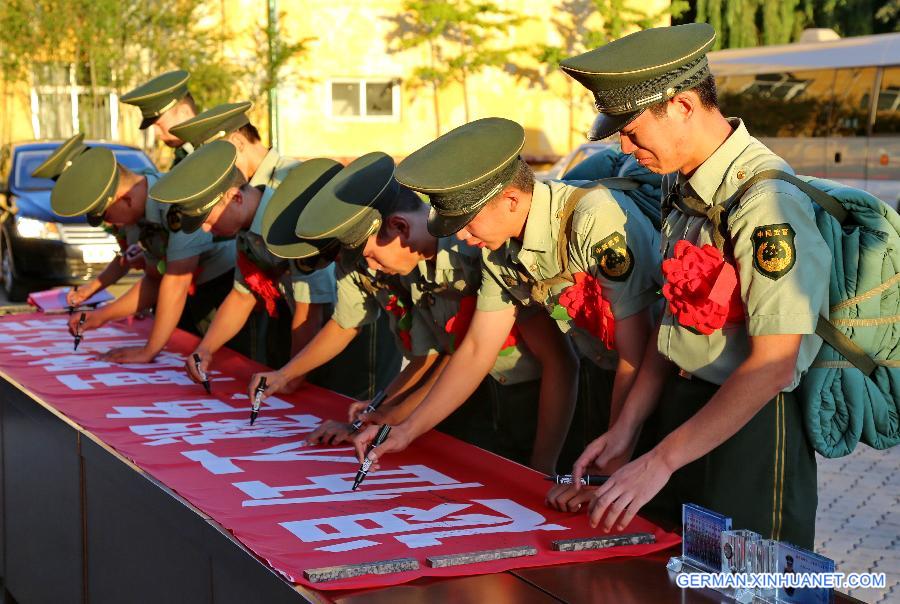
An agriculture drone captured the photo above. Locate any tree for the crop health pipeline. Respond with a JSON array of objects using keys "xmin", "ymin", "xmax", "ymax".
[
  {"xmin": 692, "ymin": 0, "xmax": 898, "ymax": 49},
  {"xmin": 530, "ymin": 0, "xmax": 687, "ymax": 151},
  {"xmin": 385, "ymin": 0, "xmax": 528, "ymax": 137},
  {"xmin": 0, "ymin": 1, "xmax": 312, "ymax": 152}
]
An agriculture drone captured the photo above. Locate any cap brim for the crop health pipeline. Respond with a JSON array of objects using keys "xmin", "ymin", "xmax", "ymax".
[
  {"xmin": 426, "ymin": 206, "xmax": 480, "ymax": 238},
  {"xmin": 588, "ymin": 110, "xmax": 642, "ymax": 141},
  {"xmin": 139, "ymin": 115, "xmax": 159, "ymax": 130}
]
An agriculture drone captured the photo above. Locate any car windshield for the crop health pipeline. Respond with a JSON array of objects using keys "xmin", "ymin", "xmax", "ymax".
[{"xmin": 12, "ymin": 147, "xmax": 154, "ymax": 192}]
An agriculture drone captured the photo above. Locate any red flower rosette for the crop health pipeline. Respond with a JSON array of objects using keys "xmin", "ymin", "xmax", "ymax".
[
  {"xmin": 385, "ymin": 295, "xmax": 412, "ymax": 351},
  {"xmin": 444, "ymin": 296, "xmax": 518, "ymax": 354},
  {"xmin": 554, "ymin": 272, "xmax": 615, "ymax": 350},
  {"xmin": 661, "ymin": 240, "xmax": 743, "ymax": 336},
  {"xmin": 237, "ymin": 251, "xmax": 282, "ymax": 317}
]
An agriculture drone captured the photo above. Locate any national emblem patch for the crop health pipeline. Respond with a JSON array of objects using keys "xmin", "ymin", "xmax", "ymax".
[
  {"xmin": 593, "ymin": 231, "xmax": 634, "ymax": 281},
  {"xmin": 752, "ymin": 223, "xmax": 796, "ymax": 280}
]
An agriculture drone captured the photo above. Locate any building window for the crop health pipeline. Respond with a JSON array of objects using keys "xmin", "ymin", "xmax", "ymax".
[{"xmin": 328, "ymin": 79, "xmax": 400, "ymax": 120}]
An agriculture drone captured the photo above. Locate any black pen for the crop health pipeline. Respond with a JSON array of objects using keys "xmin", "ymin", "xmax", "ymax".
[
  {"xmin": 349, "ymin": 390, "xmax": 387, "ymax": 434},
  {"xmin": 352, "ymin": 424, "xmax": 392, "ymax": 491},
  {"xmin": 250, "ymin": 376, "xmax": 267, "ymax": 425},
  {"xmin": 73, "ymin": 312, "xmax": 86, "ymax": 351},
  {"xmin": 192, "ymin": 353, "xmax": 211, "ymax": 394},
  {"xmin": 545, "ymin": 474, "xmax": 610, "ymax": 486}
]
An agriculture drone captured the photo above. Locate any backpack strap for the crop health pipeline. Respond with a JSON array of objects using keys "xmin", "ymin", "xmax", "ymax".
[
  {"xmin": 518, "ymin": 177, "xmax": 640, "ymax": 304},
  {"xmin": 692, "ymin": 169, "xmax": 874, "ymax": 375}
]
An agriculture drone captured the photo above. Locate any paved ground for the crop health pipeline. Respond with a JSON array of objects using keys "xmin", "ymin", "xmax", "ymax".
[
  {"xmin": 0, "ymin": 286, "xmax": 897, "ymax": 602},
  {"xmin": 816, "ymin": 445, "xmax": 900, "ymax": 603}
]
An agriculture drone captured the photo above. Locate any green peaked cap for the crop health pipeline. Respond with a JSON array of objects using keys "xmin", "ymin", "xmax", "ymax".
[
  {"xmin": 31, "ymin": 133, "xmax": 88, "ymax": 181},
  {"xmin": 169, "ymin": 101, "xmax": 252, "ymax": 149},
  {"xmin": 149, "ymin": 140, "xmax": 241, "ymax": 234},
  {"xmin": 296, "ymin": 152, "xmax": 400, "ymax": 253},
  {"xmin": 120, "ymin": 70, "xmax": 191, "ymax": 130},
  {"xmin": 395, "ymin": 117, "xmax": 524, "ymax": 237},
  {"xmin": 51, "ymin": 147, "xmax": 118, "ymax": 227},
  {"xmin": 559, "ymin": 23, "xmax": 716, "ymax": 140},
  {"xmin": 262, "ymin": 158, "xmax": 345, "ymax": 260}
]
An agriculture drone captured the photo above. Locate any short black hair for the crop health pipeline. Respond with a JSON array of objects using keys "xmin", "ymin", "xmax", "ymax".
[
  {"xmin": 385, "ymin": 186, "xmax": 426, "ymax": 216},
  {"xmin": 509, "ymin": 158, "xmax": 535, "ymax": 195},
  {"xmin": 178, "ymin": 92, "xmax": 198, "ymax": 113},
  {"xmin": 237, "ymin": 122, "xmax": 261, "ymax": 144},
  {"xmin": 649, "ymin": 74, "xmax": 719, "ymax": 117}
]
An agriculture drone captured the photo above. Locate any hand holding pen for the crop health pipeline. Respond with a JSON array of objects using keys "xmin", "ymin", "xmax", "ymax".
[
  {"xmin": 349, "ymin": 390, "xmax": 387, "ymax": 434},
  {"xmin": 192, "ymin": 353, "xmax": 211, "ymax": 394},
  {"xmin": 352, "ymin": 424, "xmax": 392, "ymax": 491},
  {"xmin": 250, "ymin": 376, "xmax": 267, "ymax": 425}
]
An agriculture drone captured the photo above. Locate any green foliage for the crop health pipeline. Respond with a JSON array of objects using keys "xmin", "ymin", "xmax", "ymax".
[
  {"xmin": 0, "ymin": 0, "xmax": 311, "ymax": 136},
  {"xmin": 695, "ymin": 0, "xmax": 898, "ymax": 49},
  {"xmin": 385, "ymin": 0, "xmax": 530, "ymax": 131}
]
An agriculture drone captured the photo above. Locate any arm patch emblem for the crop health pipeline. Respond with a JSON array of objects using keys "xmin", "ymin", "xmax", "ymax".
[{"xmin": 752, "ymin": 223, "xmax": 796, "ymax": 280}]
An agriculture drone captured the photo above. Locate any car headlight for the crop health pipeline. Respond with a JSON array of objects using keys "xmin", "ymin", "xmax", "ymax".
[{"xmin": 15, "ymin": 216, "xmax": 61, "ymax": 240}]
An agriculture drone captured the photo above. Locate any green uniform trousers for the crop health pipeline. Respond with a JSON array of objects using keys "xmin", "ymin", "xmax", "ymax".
[
  {"xmin": 436, "ymin": 377, "xmax": 541, "ymax": 466},
  {"xmin": 177, "ymin": 269, "xmax": 235, "ymax": 338},
  {"xmin": 556, "ymin": 360, "xmax": 615, "ymax": 472},
  {"xmin": 648, "ymin": 374, "xmax": 817, "ymax": 549}
]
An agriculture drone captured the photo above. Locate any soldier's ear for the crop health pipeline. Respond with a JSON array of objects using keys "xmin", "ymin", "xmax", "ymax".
[
  {"xmin": 502, "ymin": 186, "xmax": 521, "ymax": 213},
  {"xmin": 672, "ymin": 92, "xmax": 695, "ymax": 121},
  {"xmin": 386, "ymin": 214, "xmax": 410, "ymax": 239}
]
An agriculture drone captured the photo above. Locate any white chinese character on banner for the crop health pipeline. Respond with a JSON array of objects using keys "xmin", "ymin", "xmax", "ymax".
[
  {"xmin": 232, "ymin": 465, "xmax": 481, "ymax": 506},
  {"xmin": 57, "ymin": 369, "xmax": 227, "ymax": 391},
  {"xmin": 106, "ymin": 393, "xmax": 288, "ymax": 419},
  {"xmin": 6, "ymin": 339, "xmax": 140, "ymax": 357},
  {"xmin": 183, "ymin": 440, "xmax": 358, "ymax": 475},
  {"xmin": 29, "ymin": 350, "xmax": 185, "ymax": 373},
  {"xmin": 0, "ymin": 321, "xmax": 130, "ymax": 344},
  {"xmin": 130, "ymin": 414, "xmax": 320, "ymax": 446},
  {"xmin": 280, "ymin": 498, "xmax": 566, "ymax": 552}
]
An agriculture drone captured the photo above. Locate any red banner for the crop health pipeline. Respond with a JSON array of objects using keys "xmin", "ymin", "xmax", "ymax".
[{"xmin": 0, "ymin": 313, "xmax": 679, "ymax": 591}]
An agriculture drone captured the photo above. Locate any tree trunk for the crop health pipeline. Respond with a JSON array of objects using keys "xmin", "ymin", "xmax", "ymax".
[
  {"xmin": 462, "ymin": 70, "xmax": 470, "ymax": 124},
  {"xmin": 430, "ymin": 41, "xmax": 440, "ymax": 137}
]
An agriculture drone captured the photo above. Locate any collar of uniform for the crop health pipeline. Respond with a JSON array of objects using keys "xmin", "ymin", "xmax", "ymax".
[
  {"xmin": 678, "ymin": 118, "xmax": 750, "ymax": 206},
  {"xmin": 249, "ymin": 148, "xmax": 281, "ymax": 188},
  {"xmin": 142, "ymin": 172, "xmax": 163, "ymax": 224},
  {"xmin": 248, "ymin": 186, "xmax": 274, "ymax": 236},
  {"xmin": 415, "ymin": 236, "xmax": 455, "ymax": 285},
  {"xmin": 521, "ymin": 180, "xmax": 553, "ymax": 253}
]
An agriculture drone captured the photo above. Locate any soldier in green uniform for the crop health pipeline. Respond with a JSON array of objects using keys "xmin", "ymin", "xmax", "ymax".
[
  {"xmin": 151, "ymin": 142, "xmax": 340, "ymax": 383},
  {"xmin": 249, "ymin": 152, "xmax": 578, "ymax": 472},
  {"xmin": 352, "ymin": 119, "xmax": 662, "ymax": 481},
  {"xmin": 51, "ymin": 147, "xmax": 235, "ymax": 363},
  {"xmin": 168, "ymin": 101, "xmax": 294, "ymax": 189},
  {"xmin": 29, "ymin": 133, "xmax": 144, "ymax": 306},
  {"xmin": 557, "ymin": 23, "xmax": 827, "ymax": 549},
  {"xmin": 120, "ymin": 70, "xmax": 198, "ymax": 166}
]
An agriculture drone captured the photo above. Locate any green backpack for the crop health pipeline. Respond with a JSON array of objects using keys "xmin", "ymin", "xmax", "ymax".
[{"xmin": 674, "ymin": 170, "xmax": 900, "ymax": 458}]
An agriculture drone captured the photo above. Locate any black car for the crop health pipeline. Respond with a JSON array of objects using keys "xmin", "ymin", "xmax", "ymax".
[{"xmin": 0, "ymin": 140, "xmax": 155, "ymax": 301}]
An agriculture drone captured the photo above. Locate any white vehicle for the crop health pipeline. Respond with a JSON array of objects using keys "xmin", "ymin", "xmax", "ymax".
[{"xmin": 709, "ymin": 31, "xmax": 900, "ymax": 209}]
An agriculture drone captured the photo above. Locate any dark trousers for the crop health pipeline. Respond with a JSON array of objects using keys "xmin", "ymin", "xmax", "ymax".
[
  {"xmin": 307, "ymin": 312, "xmax": 402, "ymax": 401},
  {"xmin": 178, "ymin": 269, "xmax": 235, "ymax": 338},
  {"xmin": 556, "ymin": 361, "xmax": 615, "ymax": 473},
  {"xmin": 436, "ymin": 377, "xmax": 541, "ymax": 466},
  {"xmin": 647, "ymin": 375, "xmax": 818, "ymax": 549}
]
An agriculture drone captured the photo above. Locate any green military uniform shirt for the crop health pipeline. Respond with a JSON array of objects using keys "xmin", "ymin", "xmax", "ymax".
[
  {"xmin": 478, "ymin": 179, "xmax": 662, "ymax": 366},
  {"xmin": 249, "ymin": 148, "xmax": 296, "ymax": 190},
  {"xmin": 401, "ymin": 237, "xmax": 540, "ymax": 385},
  {"xmin": 139, "ymin": 169, "xmax": 235, "ymax": 283},
  {"xmin": 333, "ymin": 239, "xmax": 541, "ymax": 385},
  {"xmin": 233, "ymin": 186, "xmax": 336, "ymax": 306},
  {"xmin": 658, "ymin": 119, "xmax": 830, "ymax": 388}
]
